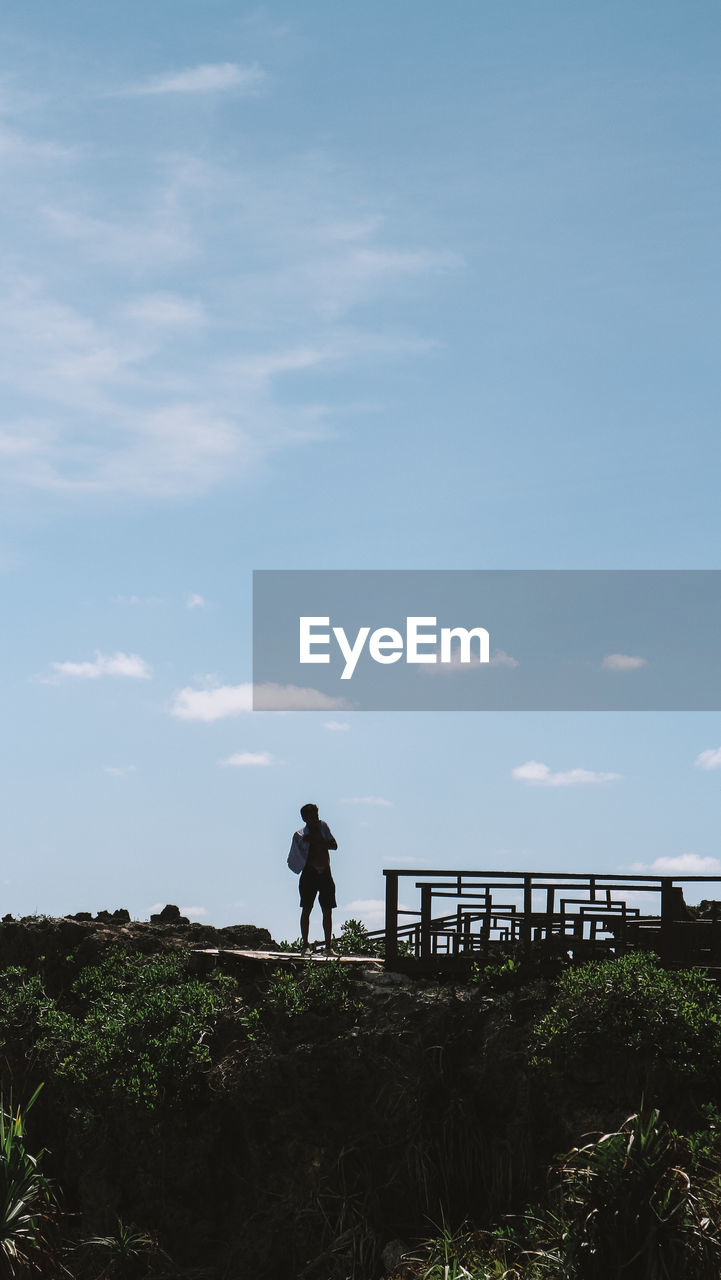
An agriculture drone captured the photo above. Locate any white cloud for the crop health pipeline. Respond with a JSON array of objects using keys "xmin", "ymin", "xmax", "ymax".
[
  {"xmin": 220, "ymin": 751, "xmax": 274, "ymax": 767},
  {"xmin": 112, "ymin": 594, "xmax": 164, "ymax": 606},
  {"xmin": 186, "ymin": 592, "xmax": 206, "ymax": 610},
  {"xmin": 0, "ymin": 125, "xmax": 462, "ymax": 501},
  {"xmin": 0, "ymin": 124, "xmax": 73, "ymax": 165},
  {"xmin": 123, "ymin": 63, "xmax": 266, "ymax": 97},
  {"xmin": 422, "ymin": 646, "xmax": 518, "ymax": 673},
  {"xmin": 512, "ymin": 760, "xmax": 621, "ymax": 787},
  {"xmin": 601, "ymin": 653, "xmax": 647, "ymax": 671},
  {"xmin": 252, "ymin": 684, "xmax": 351, "ymax": 711},
  {"xmin": 340, "ymin": 795, "xmax": 393, "ymax": 807},
  {"xmin": 122, "ymin": 293, "xmax": 207, "ymax": 330},
  {"xmin": 103, "ymin": 764, "xmax": 137, "ymax": 777},
  {"xmin": 490, "ymin": 649, "xmax": 519, "ymax": 668},
  {"xmin": 171, "ymin": 681, "xmax": 350, "ymax": 719},
  {"xmin": 339, "ymin": 897, "xmax": 412, "ymax": 930},
  {"xmin": 45, "ymin": 651, "xmax": 152, "ymax": 681},
  {"xmin": 695, "ymin": 747, "xmax": 721, "ymax": 771},
  {"xmin": 180, "ymin": 905, "xmax": 209, "ymax": 918},
  {"xmin": 324, "ymin": 721, "xmax": 350, "ymax": 731},
  {"xmin": 171, "ymin": 683, "xmax": 253, "ymax": 721},
  {"xmin": 43, "ymin": 205, "xmax": 195, "ymax": 267},
  {"xmin": 630, "ymin": 854, "xmax": 721, "ymax": 876},
  {"xmin": 339, "ymin": 898, "xmax": 386, "ymax": 928}
]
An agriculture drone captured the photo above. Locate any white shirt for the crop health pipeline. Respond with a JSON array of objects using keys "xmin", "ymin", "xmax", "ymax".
[{"xmin": 287, "ymin": 821, "xmax": 335, "ymax": 874}]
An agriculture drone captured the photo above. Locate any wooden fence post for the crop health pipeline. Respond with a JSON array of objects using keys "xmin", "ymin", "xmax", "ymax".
[
  {"xmin": 521, "ymin": 876, "xmax": 532, "ymax": 952},
  {"xmin": 384, "ymin": 871, "xmax": 399, "ymax": 964}
]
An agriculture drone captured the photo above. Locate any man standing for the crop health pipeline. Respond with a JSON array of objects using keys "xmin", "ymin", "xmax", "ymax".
[{"xmin": 289, "ymin": 803, "xmax": 338, "ymax": 955}]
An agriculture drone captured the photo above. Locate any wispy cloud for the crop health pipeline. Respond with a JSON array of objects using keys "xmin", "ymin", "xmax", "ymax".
[
  {"xmin": 0, "ymin": 123, "xmax": 74, "ymax": 165},
  {"xmin": 339, "ymin": 897, "xmax": 412, "ymax": 929},
  {"xmin": 121, "ymin": 63, "xmax": 267, "ymax": 97},
  {"xmin": 490, "ymin": 649, "xmax": 519, "ymax": 668},
  {"xmin": 43, "ymin": 205, "xmax": 195, "ymax": 267},
  {"xmin": 170, "ymin": 681, "xmax": 350, "ymax": 719},
  {"xmin": 103, "ymin": 764, "xmax": 137, "ymax": 777},
  {"xmin": 512, "ymin": 760, "xmax": 621, "ymax": 787},
  {"xmin": 42, "ymin": 651, "xmax": 152, "ymax": 682},
  {"xmin": 112, "ymin": 594, "xmax": 164, "ymax": 606},
  {"xmin": 324, "ymin": 721, "xmax": 350, "ymax": 731},
  {"xmin": 121, "ymin": 293, "xmax": 207, "ymax": 330},
  {"xmin": 601, "ymin": 653, "xmax": 647, "ymax": 671},
  {"xmin": 0, "ymin": 103, "xmax": 461, "ymax": 501},
  {"xmin": 252, "ymin": 684, "xmax": 351, "ymax": 711},
  {"xmin": 220, "ymin": 751, "xmax": 274, "ymax": 767},
  {"xmin": 339, "ymin": 898, "xmax": 386, "ymax": 928},
  {"xmin": 422, "ymin": 646, "xmax": 518, "ymax": 674},
  {"xmin": 186, "ymin": 592, "xmax": 206, "ymax": 610},
  {"xmin": 695, "ymin": 747, "xmax": 721, "ymax": 771},
  {"xmin": 630, "ymin": 853, "xmax": 721, "ymax": 875},
  {"xmin": 180, "ymin": 905, "xmax": 209, "ymax": 918},
  {"xmin": 171, "ymin": 683, "xmax": 253, "ymax": 721},
  {"xmin": 340, "ymin": 795, "xmax": 393, "ymax": 807}
]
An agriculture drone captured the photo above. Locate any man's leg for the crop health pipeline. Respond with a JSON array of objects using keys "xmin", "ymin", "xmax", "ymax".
[
  {"xmin": 300, "ymin": 905, "xmax": 311, "ymax": 947},
  {"xmin": 322, "ymin": 906, "xmax": 333, "ymax": 950}
]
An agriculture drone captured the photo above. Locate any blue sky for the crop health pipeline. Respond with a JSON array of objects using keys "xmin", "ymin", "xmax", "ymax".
[{"xmin": 1, "ymin": 1, "xmax": 720, "ymax": 942}]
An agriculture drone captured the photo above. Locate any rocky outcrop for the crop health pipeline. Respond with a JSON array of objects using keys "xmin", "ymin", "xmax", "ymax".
[{"xmin": 0, "ymin": 907, "xmax": 277, "ymax": 973}]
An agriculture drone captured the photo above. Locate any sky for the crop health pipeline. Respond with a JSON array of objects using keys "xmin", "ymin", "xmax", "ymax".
[{"xmin": 1, "ymin": 1, "xmax": 720, "ymax": 943}]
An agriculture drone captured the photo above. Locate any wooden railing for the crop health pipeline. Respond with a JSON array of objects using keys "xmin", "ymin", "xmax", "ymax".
[{"xmin": 379, "ymin": 870, "xmax": 721, "ymax": 968}]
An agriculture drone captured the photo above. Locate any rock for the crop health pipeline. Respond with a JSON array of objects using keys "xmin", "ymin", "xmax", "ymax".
[
  {"xmin": 151, "ymin": 904, "xmax": 190, "ymax": 925},
  {"xmin": 381, "ymin": 1239, "xmax": 411, "ymax": 1272}
]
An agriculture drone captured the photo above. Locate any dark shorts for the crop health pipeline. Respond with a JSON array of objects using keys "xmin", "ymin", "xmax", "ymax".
[{"xmin": 299, "ymin": 867, "xmax": 337, "ymax": 911}]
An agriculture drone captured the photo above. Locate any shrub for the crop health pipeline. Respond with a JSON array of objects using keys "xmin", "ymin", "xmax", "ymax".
[
  {"xmin": 0, "ymin": 950, "xmax": 237, "ymax": 1110},
  {"xmin": 544, "ymin": 1108, "xmax": 721, "ymax": 1279},
  {"xmin": 264, "ymin": 960, "xmax": 359, "ymax": 1019},
  {"xmin": 338, "ymin": 918, "xmax": 383, "ymax": 957},
  {"xmin": 43, "ymin": 947, "xmax": 236, "ymax": 1107},
  {"xmin": 530, "ymin": 951, "xmax": 721, "ymax": 1088}
]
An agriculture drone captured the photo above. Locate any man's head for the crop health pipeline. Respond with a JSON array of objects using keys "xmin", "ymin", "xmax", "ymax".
[{"xmin": 300, "ymin": 802, "xmax": 319, "ymax": 823}]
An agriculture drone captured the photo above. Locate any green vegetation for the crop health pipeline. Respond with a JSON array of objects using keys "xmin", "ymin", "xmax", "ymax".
[
  {"xmin": 0, "ymin": 1087, "xmax": 59, "ymax": 1277},
  {"xmin": 0, "ymin": 948, "xmax": 238, "ymax": 1109},
  {"xmin": 338, "ymin": 917, "xmax": 384, "ymax": 956},
  {"xmin": 397, "ymin": 1110, "xmax": 721, "ymax": 1278},
  {"xmin": 74, "ymin": 1218, "xmax": 166, "ymax": 1278},
  {"xmin": 2, "ymin": 933, "xmax": 721, "ymax": 1277},
  {"xmin": 264, "ymin": 958, "xmax": 360, "ymax": 1018},
  {"xmin": 531, "ymin": 951, "xmax": 721, "ymax": 1086}
]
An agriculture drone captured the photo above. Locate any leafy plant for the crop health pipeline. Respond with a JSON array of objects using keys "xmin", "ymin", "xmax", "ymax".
[
  {"xmin": 542, "ymin": 1108, "xmax": 721, "ymax": 1278},
  {"xmin": 264, "ymin": 960, "xmax": 360, "ymax": 1019},
  {"xmin": 45, "ymin": 948, "xmax": 237, "ymax": 1107},
  {"xmin": 337, "ymin": 918, "xmax": 383, "ymax": 957},
  {"xmin": 77, "ymin": 1217, "xmax": 168, "ymax": 1278},
  {"xmin": 471, "ymin": 954, "xmax": 524, "ymax": 993},
  {"xmin": 530, "ymin": 951, "xmax": 721, "ymax": 1086},
  {"xmin": 0, "ymin": 1086, "xmax": 60, "ymax": 1277},
  {"xmin": 0, "ymin": 949, "xmax": 238, "ymax": 1110}
]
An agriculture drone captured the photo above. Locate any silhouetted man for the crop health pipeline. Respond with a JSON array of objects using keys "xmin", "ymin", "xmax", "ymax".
[{"xmin": 289, "ymin": 803, "xmax": 338, "ymax": 954}]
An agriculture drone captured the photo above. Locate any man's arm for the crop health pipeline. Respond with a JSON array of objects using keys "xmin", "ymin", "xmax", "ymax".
[{"xmin": 321, "ymin": 821, "xmax": 338, "ymax": 851}]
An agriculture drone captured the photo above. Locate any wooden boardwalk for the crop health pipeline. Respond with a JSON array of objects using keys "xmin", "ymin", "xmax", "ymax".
[{"xmin": 189, "ymin": 948, "xmax": 382, "ymax": 974}]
